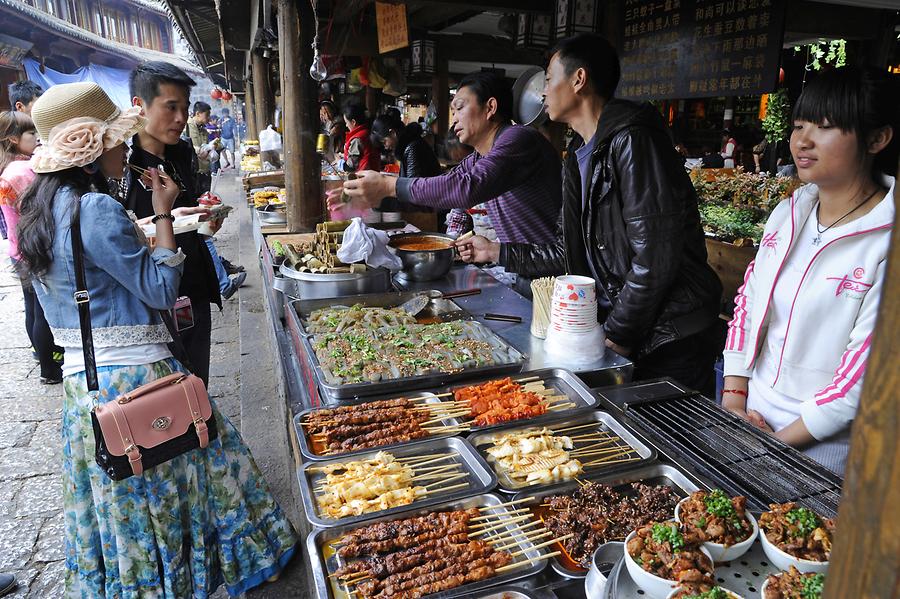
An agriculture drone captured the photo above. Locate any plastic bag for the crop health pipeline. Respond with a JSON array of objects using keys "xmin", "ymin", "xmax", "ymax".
[
  {"xmin": 259, "ymin": 125, "xmax": 283, "ymax": 152},
  {"xmin": 336, "ymin": 217, "xmax": 402, "ymax": 271}
]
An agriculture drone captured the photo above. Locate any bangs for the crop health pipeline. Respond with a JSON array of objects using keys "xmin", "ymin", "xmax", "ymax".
[{"xmin": 792, "ymin": 69, "xmax": 861, "ymax": 134}]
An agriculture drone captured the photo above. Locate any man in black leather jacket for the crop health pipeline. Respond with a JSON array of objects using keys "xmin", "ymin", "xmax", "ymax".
[{"xmin": 458, "ymin": 34, "xmax": 723, "ymax": 395}]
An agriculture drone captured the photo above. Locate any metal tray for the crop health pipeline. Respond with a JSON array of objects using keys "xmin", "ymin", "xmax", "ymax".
[
  {"xmin": 312, "ymin": 320, "xmax": 526, "ymax": 401},
  {"xmin": 298, "ymin": 436, "xmax": 498, "ymax": 529},
  {"xmin": 293, "ymin": 290, "xmax": 470, "ymax": 337},
  {"xmin": 445, "ymin": 368, "xmax": 598, "ymax": 433},
  {"xmin": 307, "ymin": 493, "xmax": 551, "ymax": 599},
  {"xmin": 295, "ymin": 390, "xmax": 463, "ymax": 461},
  {"xmin": 510, "ymin": 463, "xmax": 703, "ymax": 579},
  {"xmin": 467, "ymin": 411, "xmax": 656, "ymax": 494}
]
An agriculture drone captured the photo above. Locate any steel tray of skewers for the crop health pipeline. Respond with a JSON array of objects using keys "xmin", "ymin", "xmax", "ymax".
[
  {"xmin": 307, "ymin": 493, "xmax": 568, "ymax": 599},
  {"xmin": 308, "ymin": 319, "xmax": 526, "ymax": 402},
  {"xmin": 298, "ymin": 436, "xmax": 498, "ymax": 529},
  {"xmin": 509, "ymin": 463, "xmax": 702, "ymax": 579},
  {"xmin": 293, "ymin": 290, "xmax": 471, "ymax": 337},
  {"xmin": 296, "ymin": 391, "xmax": 471, "ymax": 461},
  {"xmin": 433, "ymin": 368, "xmax": 598, "ymax": 432},
  {"xmin": 467, "ymin": 412, "xmax": 656, "ymax": 494}
]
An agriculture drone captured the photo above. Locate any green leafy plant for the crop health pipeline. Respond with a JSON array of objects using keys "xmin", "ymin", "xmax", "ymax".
[
  {"xmin": 762, "ymin": 88, "xmax": 791, "ymax": 144},
  {"xmin": 793, "ymin": 39, "xmax": 847, "ymax": 71}
]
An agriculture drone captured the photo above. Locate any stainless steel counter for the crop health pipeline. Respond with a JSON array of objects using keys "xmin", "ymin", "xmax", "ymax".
[{"xmin": 394, "ymin": 265, "xmax": 633, "ymax": 388}]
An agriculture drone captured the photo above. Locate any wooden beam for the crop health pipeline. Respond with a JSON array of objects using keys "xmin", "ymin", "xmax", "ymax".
[
  {"xmin": 251, "ymin": 51, "xmax": 275, "ymax": 134},
  {"xmin": 825, "ymin": 155, "xmax": 900, "ymax": 598},
  {"xmin": 278, "ymin": 0, "xmax": 322, "ymax": 232},
  {"xmin": 244, "ymin": 78, "xmax": 259, "ymax": 140},
  {"xmin": 431, "ymin": 57, "xmax": 449, "ymax": 137}
]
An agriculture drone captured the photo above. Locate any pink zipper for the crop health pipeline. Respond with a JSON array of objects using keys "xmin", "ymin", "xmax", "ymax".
[{"xmin": 771, "ymin": 222, "xmax": 892, "ymax": 385}]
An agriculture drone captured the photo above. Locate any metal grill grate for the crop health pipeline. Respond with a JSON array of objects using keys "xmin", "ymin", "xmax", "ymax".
[{"xmin": 620, "ymin": 391, "xmax": 843, "ymax": 517}]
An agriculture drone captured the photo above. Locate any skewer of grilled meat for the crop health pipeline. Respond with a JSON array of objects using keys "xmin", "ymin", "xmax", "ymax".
[
  {"xmin": 332, "ymin": 423, "xmax": 431, "ymax": 452},
  {"xmin": 315, "ymin": 407, "xmax": 429, "ymax": 428},
  {"xmin": 338, "ymin": 521, "xmax": 471, "ymax": 557},
  {"xmin": 366, "ymin": 552, "xmax": 513, "ymax": 598},
  {"xmin": 334, "ymin": 534, "xmax": 471, "ymax": 578},
  {"xmin": 351, "ymin": 540, "xmax": 495, "ymax": 585},
  {"xmin": 339, "ymin": 509, "xmax": 477, "ymax": 546},
  {"xmin": 357, "ymin": 549, "xmax": 511, "ymax": 597},
  {"xmin": 305, "ymin": 398, "xmax": 412, "ymax": 421}
]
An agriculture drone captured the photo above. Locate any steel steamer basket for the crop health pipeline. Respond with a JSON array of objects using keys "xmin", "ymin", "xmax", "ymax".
[{"xmin": 273, "ymin": 262, "xmax": 393, "ymax": 301}]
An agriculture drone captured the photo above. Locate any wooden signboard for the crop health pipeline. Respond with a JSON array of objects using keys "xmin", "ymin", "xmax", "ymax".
[
  {"xmin": 376, "ymin": 2, "xmax": 409, "ymax": 54},
  {"xmin": 618, "ymin": 0, "xmax": 787, "ymax": 100}
]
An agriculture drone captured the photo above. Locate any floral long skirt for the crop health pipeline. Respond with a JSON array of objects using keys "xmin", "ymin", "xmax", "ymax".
[{"xmin": 62, "ymin": 358, "xmax": 298, "ymax": 598}]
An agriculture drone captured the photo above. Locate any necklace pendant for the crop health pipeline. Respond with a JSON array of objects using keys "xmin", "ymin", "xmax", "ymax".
[{"xmin": 812, "ymin": 235, "xmax": 821, "ymax": 246}]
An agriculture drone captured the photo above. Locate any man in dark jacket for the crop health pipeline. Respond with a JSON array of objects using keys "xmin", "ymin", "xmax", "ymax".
[
  {"xmin": 458, "ymin": 34, "xmax": 722, "ymax": 395},
  {"xmin": 124, "ymin": 61, "xmax": 222, "ymax": 385}
]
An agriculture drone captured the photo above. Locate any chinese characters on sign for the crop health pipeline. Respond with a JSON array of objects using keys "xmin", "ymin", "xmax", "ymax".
[
  {"xmin": 376, "ymin": 2, "xmax": 409, "ymax": 54},
  {"xmin": 619, "ymin": 0, "xmax": 786, "ymax": 100}
]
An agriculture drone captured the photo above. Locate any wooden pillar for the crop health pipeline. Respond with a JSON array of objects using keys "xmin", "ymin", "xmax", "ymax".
[
  {"xmin": 278, "ymin": 0, "xmax": 321, "ymax": 232},
  {"xmin": 431, "ymin": 54, "xmax": 449, "ymax": 137},
  {"xmin": 365, "ymin": 85, "xmax": 378, "ymax": 116},
  {"xmin": 244, "ymin": 82, "xmax": 259, "ymax": 140},
  {"xmin": 252, "ymin": 51, "xmax": 275, "ymax": 134},
  {"xmin": 824, "ymin": 158, "xmax": 900, "ymax": 598}
]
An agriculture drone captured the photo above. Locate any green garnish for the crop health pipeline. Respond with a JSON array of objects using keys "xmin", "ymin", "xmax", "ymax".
[
  {"xmin": 800, "ymin": 573, "xmax": 826, "ymax": 599},
  {"xmin": 786, "ymin": 507, "xmax": 821, "ymax": 538},
  {"xmin": 683, "ymin": 588, "xmax": 729, "ymax": 599},
  {"xmin": 697, "ymin": 516, "xmax": 707, "ymax": 528},
  {"xmin": 271, "ymin": 240, "xmax": 285, "ymax": 256},
  {"xmin": 704, "ymin": 490, "xmax": 736, "ymax": 519},
  {"xmin": 651, "ymin": 523, "xmax": 684, "ymax": 553}
]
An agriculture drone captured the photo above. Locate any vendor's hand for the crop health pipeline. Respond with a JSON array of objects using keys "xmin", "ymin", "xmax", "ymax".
[
  {"xmin": 172, "ymin": 206, "xmax": 211, "ymax": 218},
  {"xmin": 747, "ymin": 409, "xmax": 774, "ymax": 433},
  {"xmin": 604, "ymin": 338, "xmax": 632, "ymax": 357},
  {"xmin": 454, "ymin": 235, "xmax": 499, "ymax": 264},
  {"xmin": 150, "ymin": 167, "xmax": 180, "ymax": 215},
  {"xmin": 342, "ymin": 170, "xmax": 394, "ymax": 206}
]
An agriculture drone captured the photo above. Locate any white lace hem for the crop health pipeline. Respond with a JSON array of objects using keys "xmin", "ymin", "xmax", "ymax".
[{"xmin": 51, "ymin": 323, "xmax": 173, "ymax": 348}]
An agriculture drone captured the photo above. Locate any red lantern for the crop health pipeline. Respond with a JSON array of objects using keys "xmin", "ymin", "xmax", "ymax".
[
  {"xmin": 222, "ymin": 91, "xmax": 233, "ymax": 101},
  {"xmin": 211, "ymin": 88, "xmax": 223, "ymax": 100}
]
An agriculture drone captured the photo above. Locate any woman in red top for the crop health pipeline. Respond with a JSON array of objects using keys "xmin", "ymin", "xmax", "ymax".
[{"xmin": 342, "ymin": 101, "xmax": 380, "ymax": 172}]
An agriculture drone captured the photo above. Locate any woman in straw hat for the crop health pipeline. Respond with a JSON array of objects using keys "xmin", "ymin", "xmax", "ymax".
[{"xmin": 15, "ymin": 82, "xmax": 297, "ymax": 598}]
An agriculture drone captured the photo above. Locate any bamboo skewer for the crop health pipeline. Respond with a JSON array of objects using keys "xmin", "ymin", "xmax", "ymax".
[
  {"xmin": 583, "ymin": 455, "xmax": 641, "ymax": 468},
  {"xmin": 494, "ymin": 551, "xmax": 562, "ymax": 574},
  {"xmin": 468, "ymin": 515, "xmax": 532, "ymax": 536},
  {"xmin": 493, "ymin": 530, "xmax": 553, "ymax": 551},
  {"xmin": 508, "ymin": 535, "xmax": 572, "ymax": 558},
  {"xmin": 397, "ymin": 453, "xmax": 453, "ymax": 462},
  {"xmin": 478, "ymin": 520, "xmax": 544, "ymax": 544},
  {"xmin": 469, "ymin": 508, "xmax": 529, "ymax": 522},
  {"xmin": 422, "ymin": 473, "xmax": 468, "ymax": 489},
  {"xmin": 552, "ymin": 422, "xmax": 602, "ymax": 434},
  {"xmin": 480, "ymin": 497, "xmax": 536, "ymax": 510}
]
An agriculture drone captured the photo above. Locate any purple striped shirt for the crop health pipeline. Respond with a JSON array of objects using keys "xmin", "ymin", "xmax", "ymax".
[{"xmin": 395, "ymin": 125, "xmax": 561, "ymax": 243}]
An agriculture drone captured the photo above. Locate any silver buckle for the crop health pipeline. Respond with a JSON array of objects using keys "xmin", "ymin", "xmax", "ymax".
[{"xmin": 74, "ymin": 290, "xmax": 90, "ymax": 304}]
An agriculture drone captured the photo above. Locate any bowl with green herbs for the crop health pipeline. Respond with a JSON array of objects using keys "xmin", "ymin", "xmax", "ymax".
[
  {"xmin": 759, "ymin": 566, "xmax": 825, "ymax": 599},
  {"xmin": 667, "ymin": 583, "xmax": 744, "ymax": 599},
  {"xmin": 675, "ymin": 489, "xmax": 758, "ymax": 562},
  {"xmin": 758, "ymin": 503, "xmax": 832, "ymax": 574},
  {"xmin": 625, "ymin": 521, "xmax": 715, "ymax": 599}
]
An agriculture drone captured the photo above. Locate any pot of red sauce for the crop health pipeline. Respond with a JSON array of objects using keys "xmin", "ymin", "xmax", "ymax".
[{"xmin": 389, "ymin": 233, "xmax": 455, "ymax": 281}]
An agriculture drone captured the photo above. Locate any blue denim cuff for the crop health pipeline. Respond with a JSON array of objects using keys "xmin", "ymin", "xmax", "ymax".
[{"xmin": 151, "ymin": 247, "xmax": 186, "ymax": 270}]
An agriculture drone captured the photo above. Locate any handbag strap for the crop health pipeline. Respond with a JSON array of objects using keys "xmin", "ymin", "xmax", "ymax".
[{"xmin": 70, "ymin": 196, "xmax": 194, "ymax": 395}]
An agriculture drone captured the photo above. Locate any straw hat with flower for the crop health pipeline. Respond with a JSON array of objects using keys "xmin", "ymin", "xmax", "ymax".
[{"xmin": 30, "ymin": 82, "xmax": 145, "ymax": 174}]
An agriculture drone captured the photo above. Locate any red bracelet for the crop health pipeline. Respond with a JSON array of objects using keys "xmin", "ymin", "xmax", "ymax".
[{"xmin": 722, "ymin": 388, "xmax": 748, "ymax": 397}]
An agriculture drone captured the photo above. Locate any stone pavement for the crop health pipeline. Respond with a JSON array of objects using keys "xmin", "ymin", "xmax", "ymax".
[{"xmin": 0, "ymin": 173, "xmax": 307, "ymax": 598}]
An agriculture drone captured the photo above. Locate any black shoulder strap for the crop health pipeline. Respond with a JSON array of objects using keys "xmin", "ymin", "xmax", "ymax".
[{"xmin": 70, "ymin": 196, "xmax": 193, "ymax": 394}]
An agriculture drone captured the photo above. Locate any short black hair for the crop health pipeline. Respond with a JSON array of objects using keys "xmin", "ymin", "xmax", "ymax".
[
  {"xmin": 551, "ymin": 34, "xmax": 620, "ymax": 101},
  {"xmin": 457, "ymin": 71, "xmax": 513, "ymax": 122},
  {"xmin": 342, "ymin": 101, "xmax": 368, "ymax": 125},
  {"xmin": 193, "ymin": 101, "xmax": 211, "ymax": 116},
  {"xmin": 372, "ymin": 113, "xmax": 402, "ymax": 140},
  {"xmin": 129, "ymin": 61, "xmax": 195, "ymax": 103},
  {"xmin": 794, "ymin": 66, "xmax": 899, "ymax": 177},
  {"xmin": 8, "ymin": 80, "xmax": 43, "ymax": 110}
]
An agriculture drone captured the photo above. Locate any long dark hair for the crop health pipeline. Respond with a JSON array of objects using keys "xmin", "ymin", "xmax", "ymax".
[
  {"xmin": 16, "ymin": 167, "xmax": 110, "ymax": 279},
  {"xmin": 0, "ymin": 110, "xmax": 36, "ymax": 175}
]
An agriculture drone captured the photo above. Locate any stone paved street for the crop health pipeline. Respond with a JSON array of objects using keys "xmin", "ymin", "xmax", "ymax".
[{"xmin": 0, "ymin": 174, "xmax": 306, "ymax": 597}]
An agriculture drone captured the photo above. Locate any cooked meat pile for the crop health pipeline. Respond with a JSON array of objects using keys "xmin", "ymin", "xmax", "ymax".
[
  {"xmin": 304, "ymin": 398, "xmax": 432, "ymax": 454},
  {"xmin": 759, "ymin": 503, "xmax": 835, "ymax": 562},
  {"xmin": 678, "ymin": 489, "xmax": 753, "ymax": 546},
  {"xmin": 544, "ymin": 482, "xmax": 680, "ymax": 568},
  {"xmin": 332, "ymin": 509, "xmax": 515, "ymax": 598},
  {"xmin": 763, "ymin": 566, "xmax": 826, "ymax": 599},
  {"xmin": 626, "ymin": 522, "xmax": 715, "ymax": 584},
  {"xmin": 670, "ymin": 584, "xmax": 737, "ymax": 599}
]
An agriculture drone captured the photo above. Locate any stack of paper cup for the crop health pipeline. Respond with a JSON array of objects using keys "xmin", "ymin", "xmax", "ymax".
[{"xmin": 544, "ymin": 275, "xmax": 605, "ymax": 362}]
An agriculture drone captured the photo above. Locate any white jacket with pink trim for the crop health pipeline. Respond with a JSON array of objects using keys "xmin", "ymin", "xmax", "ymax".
[{"xmin": 723, "ymin": 175, "xmax": 894, "ymax": 441}]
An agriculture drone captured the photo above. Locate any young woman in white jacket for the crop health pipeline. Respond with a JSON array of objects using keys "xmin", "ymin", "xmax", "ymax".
[{"xmin": 722, "ymin": 66, "xmax": 898, "ymax": 475}]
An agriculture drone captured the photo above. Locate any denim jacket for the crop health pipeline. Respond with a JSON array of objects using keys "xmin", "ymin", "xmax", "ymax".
[{"xmin": 33, "ymin": 187, "xmax": 185, "ymax": 348}]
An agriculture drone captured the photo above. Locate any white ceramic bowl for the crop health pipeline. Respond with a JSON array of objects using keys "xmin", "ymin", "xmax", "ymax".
[
  {"xmin": 675, "ymin": 497, "xmax": 759, "ymax": 562},
  {"xmin": 758, "ymin": 527, "xmax": 829, "ymax": 574},
  {"xmin": 759, "ymin": 578, "xmax": 771, "ymax": 598},
  {"xmin": 666, "ymin": 586, "xmax": 745, "ymax": 599},
  {"xmin": 624, "ymin": 530, "xmax": 715, "ymax": 599}
]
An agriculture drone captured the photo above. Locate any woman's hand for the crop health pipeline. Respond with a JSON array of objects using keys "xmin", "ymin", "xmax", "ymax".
[
  {"xmin": 454, "ymin": 235, "xmax": 499, "ymax": 264},
  {"xmin": 172, "ymin": 206, "xmax": 211, "ymax": 218},
  {"xmin": 150, "ymin": 168, "xmax": 180, "ymax": 215},
  {"xmin": 342, "ymin": 171, "xmax": 396, "ymax": 206},
  {"xmin": 747, "ymin": 409, "xmax": 774, "ymax": 432}
]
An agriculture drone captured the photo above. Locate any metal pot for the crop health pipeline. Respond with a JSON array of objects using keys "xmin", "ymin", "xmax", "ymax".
[
  {"xmin": 256, "ymin": 207, "xmax": 287, "ymax": 225},
  {"xmin": 585, "ymin": 541, "xmax": 624, "ymax": 599},
  {"xmin": 273, "ymin": 262, "xmax": 392, "ymax": 300},
  {"xmin": 389, "ymin": 233, "xmax": 454, "ymax": 282}
]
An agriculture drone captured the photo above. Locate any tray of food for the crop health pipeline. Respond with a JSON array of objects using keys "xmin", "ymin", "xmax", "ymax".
[
  {"xmin": 310, "ymin": 320, "xmax": 526, "ymax": 401},
  {"xmin": 295, "ymin": 392, "xmax": 468, "ymax": 461},
  {"xmin": 298, "ymin": 436, "xmax": 498, "ymax": 528},
  {"xmin": 294, "ymin": 290, "xmax": 470, "ymax": 336},
  {"xmin": 307, "ymin": 493, "xmax": 563, "ymax": 599},
  {"xmin": 438, "ymin": 369, "xmax": 598, "ymax": 431},
  {"xmin": 468, "ymin": 412, "xmax": 656, "ymax": 494},
  {"xmin": 509, "ymin": 463, "xmax": 701, "ymax": 579}
]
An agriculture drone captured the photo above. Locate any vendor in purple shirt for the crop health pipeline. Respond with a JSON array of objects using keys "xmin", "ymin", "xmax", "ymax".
[{"xmin": 329, "ymin": 71, "xmax": 561, "ymax": 244}]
